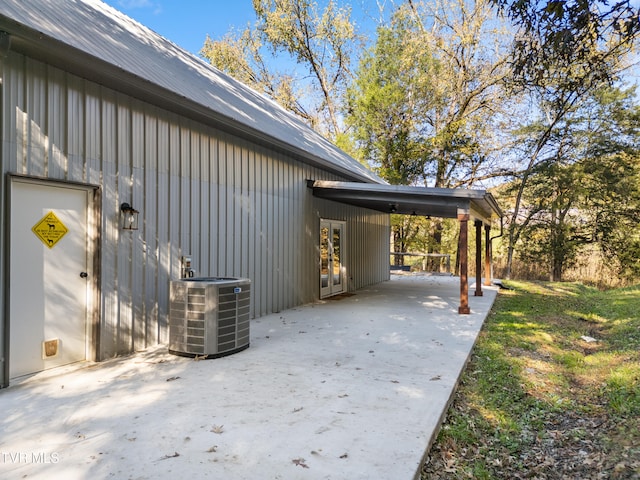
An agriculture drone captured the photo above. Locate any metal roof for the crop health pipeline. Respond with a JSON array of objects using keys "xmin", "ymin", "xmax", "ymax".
[
  {"xmin": 309, "ymin": 180, "xmax": 503, "ymax": 224},
  {"xmin": 0, "ymin": 0, "xmax": 381, "ymax": 183}
]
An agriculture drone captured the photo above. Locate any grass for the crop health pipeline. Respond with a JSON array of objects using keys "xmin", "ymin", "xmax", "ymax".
[{"xmin": 421, "ymin": 281, "xmax": 640, "ymax": 479}]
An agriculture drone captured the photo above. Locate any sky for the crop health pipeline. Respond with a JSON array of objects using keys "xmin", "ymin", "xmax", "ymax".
[
  {"xmin": 101, "ymin": 0, "xmax": 259, "ymax": 56},
  {"xmin": 100, "ymin": 0, "xmax": 384, "ymax": 57},
  {"xmin": 100, "ymin": 0, "xmax": 639, "ymax": 86}
]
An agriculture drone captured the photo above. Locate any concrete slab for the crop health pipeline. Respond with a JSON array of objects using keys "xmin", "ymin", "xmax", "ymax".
[{"xmin": 0, "ymin": 274, "xmax": 497, "ymax": 479}]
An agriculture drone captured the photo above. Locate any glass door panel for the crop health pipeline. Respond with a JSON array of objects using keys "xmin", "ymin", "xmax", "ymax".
[
  {"xmin": 320, "ymin": 226, "xmax": 329, "ymax": 289},
  {"xmin": 320, "ymin": 220, "xmax": 345, "ymax": 298},
  {"xmin": 332, "ymin": 226, "xmax": 342, "ymax": 287}
]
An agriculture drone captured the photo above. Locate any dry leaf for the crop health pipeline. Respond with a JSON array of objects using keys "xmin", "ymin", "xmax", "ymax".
[
  {"xmin": 211, "ymin": 424, "xmax": 224, "ymax": 434},
  {"xmin": 292, "ymin": 458, "xmax": 309, "ymax": 469}
]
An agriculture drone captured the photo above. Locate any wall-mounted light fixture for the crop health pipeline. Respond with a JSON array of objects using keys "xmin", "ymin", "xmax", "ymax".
[
  {"xmin": 389, "ymin": 204, "xmax": 398, "ymax": 213},
  {"xmin": 120, "ymin": 202, "xmax": 139, "ymax": 230}
]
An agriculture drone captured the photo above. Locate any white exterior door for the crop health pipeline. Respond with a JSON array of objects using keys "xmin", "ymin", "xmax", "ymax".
[
  {"xmin": 9, "ymin": 179, "xmax": 91, "ymax": 378},
  {"xmin": 320, "ymin": 220, "xmax": 345, "ymax": 298}
]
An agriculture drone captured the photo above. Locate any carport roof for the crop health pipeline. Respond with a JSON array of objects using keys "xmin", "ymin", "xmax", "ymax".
[{"xmin": 309, "ymin": 180, "xmax": 503, "ymax": 224}]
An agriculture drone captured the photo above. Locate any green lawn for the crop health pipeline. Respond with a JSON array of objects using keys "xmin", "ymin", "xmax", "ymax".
[{"xmin": 421, "ymin": 281, "xmax": 640, "ymax": 479}]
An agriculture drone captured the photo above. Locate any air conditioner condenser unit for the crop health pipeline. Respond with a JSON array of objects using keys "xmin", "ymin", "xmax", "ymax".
[{"xmin": 169, "ymin": 277, "xmax": 251, "ymax": 358}]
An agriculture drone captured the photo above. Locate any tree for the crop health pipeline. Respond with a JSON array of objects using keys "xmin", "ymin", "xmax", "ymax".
[
  {"xmin": 345, "ymin": 0, "xmax": 511, "ymax": 263},
  {"xmin": 488, "ymin": 0, "xmax": 640, "ymax": 278},
  {"xmin": 504, "ymin": 86, "xmax": 640, "ymax": 281},
  {"xmin": 411, "ymin": 0, "xmax": 512, "ymax": 189},
  {"xmin": 201, "ymin": 0, "xmax": 358, "ymax": 140},
  {"xmin": 344, "ymin": 10, "xmax": 432, "ymax": 185},
  {"xmin": 510, "ymin": 147, "xmax": 586, "ymax": 282},
  {"xmin": 490, "ymin": 0, "xmax": 640, "ymax": 89},
  {"xmin": 346, "ymin": 0, "xmax": 513, "ymax": 188},
  {"xmin": 578, "ymin": 87, "xmax": 640, "ymax": 280},
  {"xmin": 201, "ymin": 30, "xmax": 308, "ymax": 122}
]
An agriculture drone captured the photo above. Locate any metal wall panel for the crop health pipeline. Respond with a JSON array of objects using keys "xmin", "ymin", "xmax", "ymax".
[
  {"xmin": 0, "ymin": 62, "xmax": 6, "ymax": 386},
  {"xmin": 0, "ymin": 51, "xmax": 390, "ymax": 368}
]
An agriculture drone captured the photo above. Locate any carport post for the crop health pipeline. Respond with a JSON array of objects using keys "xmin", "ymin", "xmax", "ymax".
[
  {"xmin": 474, "ymin": 221, "xmax": 483, "ymax": 297},
  {"xmin": 484, "ymin": 225, "xmax": 492, "ymax": 286},
  {"xmin": 458, "ymin": 209, "xmax": 470, "ymax": 314}
]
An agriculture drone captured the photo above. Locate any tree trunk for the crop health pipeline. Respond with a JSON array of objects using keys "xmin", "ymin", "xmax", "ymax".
[
  {"xmin": 551, "ymin": 257, "xmax": 563, "ymax": 282},
  {"xmin": 393, "ymin": 225, "xmax": 404, "ymax": 266},
  {"xmin": 506, "ymin": 224, "xmax": 515, "ymax": 279},
  {"xmin": 505, "ymin": 100, "xmax": 578, "ymax": 278},
  {"xmin": 428, "ymin": 219, "xmax": 444, "ymax": 271}
]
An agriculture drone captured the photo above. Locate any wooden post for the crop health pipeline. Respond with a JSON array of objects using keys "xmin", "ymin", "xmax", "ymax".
[
  {"xmin": 484, "ymin": 225, "xmax": 492, "ymax": 286},
  {"xmin": 474, "ymin": 220, "xmax": 483, "ymax": 297},
  {"xmin": 458, "ymin": 210, "xmax": 470, "ymax": 314}
]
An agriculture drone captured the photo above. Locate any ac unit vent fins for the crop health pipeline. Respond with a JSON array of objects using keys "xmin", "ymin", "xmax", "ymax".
[{"xmin": 169, "ymin": 277, "xmax": 251, "ymax": 358}]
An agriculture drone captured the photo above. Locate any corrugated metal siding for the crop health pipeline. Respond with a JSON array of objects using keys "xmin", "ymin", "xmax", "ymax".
[
  {"xmin": 0, "ymin": 63, "xmax": 5, "ymax": 386},
  {"xmin": 0, "ymin": 52, "xmax": 389, "ymax": 363}
]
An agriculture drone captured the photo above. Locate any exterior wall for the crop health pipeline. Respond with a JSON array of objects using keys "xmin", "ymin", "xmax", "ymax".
[{"xmin": 0, "ymin": 52, "xmax": 389, "ymax": 373}]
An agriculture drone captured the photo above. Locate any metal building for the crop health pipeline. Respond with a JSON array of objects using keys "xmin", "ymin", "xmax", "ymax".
[{"xmin": 0, "ymin": 0, "xmax": 500, "ymax": 387}]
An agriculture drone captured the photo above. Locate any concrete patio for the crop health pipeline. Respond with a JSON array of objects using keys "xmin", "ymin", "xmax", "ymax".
[{"xmin": 0, "ymin": 274, "xmax": 498, "ymax": 480}]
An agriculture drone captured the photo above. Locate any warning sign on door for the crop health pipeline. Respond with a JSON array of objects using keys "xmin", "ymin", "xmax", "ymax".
[{"xmin": 32, "ymin": 211, "xmax": 69, "ymax": 249}]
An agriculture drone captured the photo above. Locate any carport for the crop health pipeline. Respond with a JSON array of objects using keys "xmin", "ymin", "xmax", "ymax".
[{"xmin": 309, "ymin": 180, "xmax": 503, "ymax": 313}]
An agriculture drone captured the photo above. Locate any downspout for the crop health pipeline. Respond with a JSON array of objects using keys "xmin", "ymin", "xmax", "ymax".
[
  {"xmin": 489, "ymin": 215, "xmax": 504, "ymax": 283},
  {"xmin": 490, "ymin": 215, "xmax": 504, "ymax": 242}
]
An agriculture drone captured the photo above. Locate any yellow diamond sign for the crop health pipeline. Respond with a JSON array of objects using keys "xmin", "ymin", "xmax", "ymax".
[{"xmin": 32, "ymin": 211, "xmax": 69, "ymax": 249}]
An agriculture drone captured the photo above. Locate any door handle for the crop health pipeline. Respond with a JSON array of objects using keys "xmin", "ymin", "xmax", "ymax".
[{"xmin": 80, "ymin": 272, "xmax": 88, "ymax": 279}]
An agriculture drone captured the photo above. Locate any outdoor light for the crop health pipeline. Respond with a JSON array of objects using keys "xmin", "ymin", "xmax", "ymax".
[
  {"xmin": 120, "ymin": 202, "xmax": 139, "ymax": 230},
  {"xmin": 389, "ymin": 204, "xmax": 398, "ymax": 213}
]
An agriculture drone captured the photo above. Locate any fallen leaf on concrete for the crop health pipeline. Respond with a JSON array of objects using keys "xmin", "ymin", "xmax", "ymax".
[
  {"xmin": 211, "ymin": 425, "xmax": 224, "ymax": 434},
  {"xmin": 160, "ymin": 452, "xmax": 180, "ymax": 460},
  {"xmin": 292, "ymin": 458, "xmax": 309, "ymax": 468}
]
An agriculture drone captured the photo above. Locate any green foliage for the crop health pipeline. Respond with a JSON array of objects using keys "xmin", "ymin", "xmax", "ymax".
[
  {"xmin": 389, "ymin": 215, "xmax": 459, "ymax": 268},
  {"xmin": 345, "ymin": 11, "xmax": 432, "ymax": 184},
  {"xmin": 345, "ymin": 0, "xmax": 510, "ymax": 187},
  {"xmin": 423, "ymin": 281, "xmax": 640, "ymax": 478},
  {"xmin": 493, "ymin": 1, "xmax": 640, "ymax": 280},
  {"xmin": 604, "ymin": 365, "xmax": 640, "ymax": 416},
  {"xmin": 490, "ymin": 1, "xmax": 640, "ymax": 93},
  {"xmin": 502, "ymin": 85, "xmax": 640, "ymax": 282}
]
